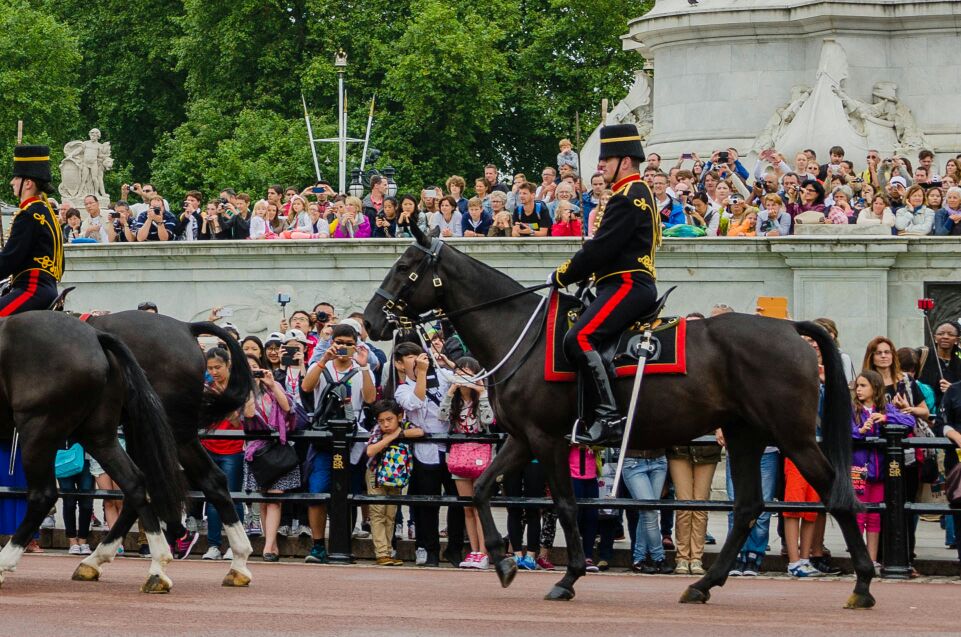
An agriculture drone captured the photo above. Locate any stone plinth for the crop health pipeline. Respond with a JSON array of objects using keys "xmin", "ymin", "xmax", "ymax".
[{"xmin": 623, "ymin": 0, "xmax": 961, "ymax": 161}]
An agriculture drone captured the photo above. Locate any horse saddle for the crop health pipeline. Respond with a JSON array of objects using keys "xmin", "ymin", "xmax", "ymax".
[{"xmin": 544, "ymin": 286, "xmax": 688, "ymax": 382}]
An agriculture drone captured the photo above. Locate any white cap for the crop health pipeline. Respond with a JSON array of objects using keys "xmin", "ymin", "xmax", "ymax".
[{"xmin": 283, "ymin": 328, "xmax": 309, "ymax": 344}]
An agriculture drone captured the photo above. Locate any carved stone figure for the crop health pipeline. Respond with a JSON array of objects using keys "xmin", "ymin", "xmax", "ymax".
[
  {"xmin": 59, "ymin": 128, "xmax": 114, "ymax": 208},
  {"xmin": 750, "ymin": 85, "xmax": 811, "ymax": 153},
  {"xmin": 835, "ymin": 82, "xmax": 929, "ymax": 153},
  {"xmin": 580, "ymin": 70, "xmax": 653, "ymax": 185}
]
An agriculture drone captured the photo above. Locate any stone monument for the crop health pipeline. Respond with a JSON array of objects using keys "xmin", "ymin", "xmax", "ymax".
[
  {"xmin": 580, "ymin": 70, "xmax": 654, "ymax": 183},
  {"xmin": 59, "ymin": 128, "xmax": 113, "ymax": 209},
  {"xmin": 615, "ymin": 0, "xmax": 960, "ymax": 164}
]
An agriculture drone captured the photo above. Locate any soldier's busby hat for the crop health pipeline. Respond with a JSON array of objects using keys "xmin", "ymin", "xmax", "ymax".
[
  {"xmin": 597, "ymin": 124, "xmax": 645, "ymax": 162},
  {"xmin": 12, "ymin": 145, "xmax": 52, "ymax": 184}
]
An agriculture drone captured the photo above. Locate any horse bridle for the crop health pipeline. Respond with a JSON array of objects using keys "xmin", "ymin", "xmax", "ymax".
[{"xmin": 373, "ymin": 238, "xmax": 446, "ymax": 329}]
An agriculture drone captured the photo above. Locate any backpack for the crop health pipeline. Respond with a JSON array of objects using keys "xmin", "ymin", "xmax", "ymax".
[
  {"xmin": 376, "ymin": 439, "xmax": 413, "ymax": 487},
  {"xmin": 310, "ymin": 365, "xmax": 360, "ymax": 451}
]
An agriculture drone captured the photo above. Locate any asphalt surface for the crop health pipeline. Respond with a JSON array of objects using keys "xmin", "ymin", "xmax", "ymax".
[{"xmin": 0, "ymin": 555, "xmax": 957, "ymax": 637}]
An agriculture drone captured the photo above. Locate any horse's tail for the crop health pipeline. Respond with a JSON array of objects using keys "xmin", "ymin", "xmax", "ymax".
[
  {"xmin": 794, "ymin": 321, "xmax": 860, "ymax": 514},
  {"xmin": 189, "ymin": 321, "xmax": 254, "ymax": 428},
  {"xmin": 96, "ymin": 331, "xmax": 188, "ymax": 522}
]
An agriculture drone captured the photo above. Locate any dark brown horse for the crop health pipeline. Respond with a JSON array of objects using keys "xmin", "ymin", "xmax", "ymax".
[
  {"xmin": 0, "ymin": 312, "xmax": 186, "ymax": 592},
  {"xmin": 364, "ymin": 231, "xmax": 875, "ymax": 609},
  {"xmin": 72, "ymin": 312, "xmax": 256, "ymax": 587}
]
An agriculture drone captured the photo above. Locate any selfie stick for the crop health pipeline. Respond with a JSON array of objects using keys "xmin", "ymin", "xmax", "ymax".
[
  {"xmin": 302, "ymin": 94, "xmax": 322, "ymax": 182},
  {"xmin": 920, "ymin": 299, "xmax": 945, "ymax": 381}
]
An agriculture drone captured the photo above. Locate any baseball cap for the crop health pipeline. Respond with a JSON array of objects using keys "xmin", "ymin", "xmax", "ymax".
[
  {"xmin": 889, "ymin": 176, "xmax": 907, "ymax": 189},
  {"xmin": 339, "ymin": 318, "xmax": 363, "ymax": 338},
  {"xmin": 284, "ymin": 328, "xmax": 309, "ymax": 344},
  {"xmin": 265, "ymin": 331, "xmax": 285, "ymax": 346}
]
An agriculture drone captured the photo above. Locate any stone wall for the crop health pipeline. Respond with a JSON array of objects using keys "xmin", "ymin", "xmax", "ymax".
[{"xmin": 61, "ymin": 237, "xmax": 959, "ymax": 355}]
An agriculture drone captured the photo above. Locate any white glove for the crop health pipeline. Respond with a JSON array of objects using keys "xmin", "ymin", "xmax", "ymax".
[{"xmin": 547, "ymin": 272, "xmax": 560, "ymax": 288}]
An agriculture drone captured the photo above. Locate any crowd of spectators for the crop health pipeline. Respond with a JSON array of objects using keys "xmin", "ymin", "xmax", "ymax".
[{"xmin": 50, "ymin": 141, "xmax": 961, "ymax": 245}]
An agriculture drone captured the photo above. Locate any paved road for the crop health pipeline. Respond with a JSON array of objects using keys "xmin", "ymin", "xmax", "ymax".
[{"xmin": 0, "ymin": 555, "xmax": 957, "ymax": 637}]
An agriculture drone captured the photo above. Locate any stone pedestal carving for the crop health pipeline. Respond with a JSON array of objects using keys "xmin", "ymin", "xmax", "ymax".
[
  {"xmin": 59, "ymin": 128, "xmax": 113, "ymax": 209},
  {"xmin": 623, "ymin": 0, "xmax": 960, "ymax": 164},
  {"xmin": 579, "ymin": 70, "xmax": 653, "ymax": 185}
]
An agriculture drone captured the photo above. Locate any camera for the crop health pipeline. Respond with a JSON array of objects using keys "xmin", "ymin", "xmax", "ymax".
[
  {"xmin": 336, "ymin": 347, "xmax": 349, "ymax": 357},
  {"xmin": 151, "ymin": 206, "xmax": 162, "ymax": 214},
  {"xmin": 315, "ymin": 311, "xmax": 329, "ymax": 323},
  {"xmin": 376, "ymin": 211, "xmax": 387, "ymax": 220},
  {"xmin": 109, "ymin": 211, "xmax": 120, "ymax": 219},
  {"xmin": 918, "ymin": 298, "xmax": 935, "ymax": 311},
  {"xmin": 252, "ymin": 370, "xmax": 267, "ymax": 379},
  {"xmin": 728, "ymin": 195, "xmax": 743, "ymax": 205},
  {"xmin": 717, "ymin": 151, "xmax": 730, "ymax": 164},
  {"xmin": 219, "ymin": 197, "xmax": 228, "ymax": 205},
  {"xmin": 281, "ymin": 345, "xmax": 299, "ymax": 367}
]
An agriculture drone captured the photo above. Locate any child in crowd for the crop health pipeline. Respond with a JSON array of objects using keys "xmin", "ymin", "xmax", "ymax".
[
  {"xmin": 366, "ymin": 400, "xmax": 424, "ymax": 566},
  {"xmin": 851, "ymin": 370, "xmax": 914, "ymax": 569},
  {"xmin": 557, "ymin": 138, "xmax": 579, "ymax": 176},
  {"xmin": 570, "ymin": 444, "xmax": 601, "ymax": 572},
  {"xmin": 438, "ymin": 357, "xmax": 494, "ymax": 569},
  {"xmin": 550, "ymin": 200, "xmax": 583, "ymax": 237}
]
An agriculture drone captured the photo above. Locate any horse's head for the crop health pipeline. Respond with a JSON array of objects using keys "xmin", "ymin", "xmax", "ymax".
[{"xmin": 364, "ymin": 218, "xmax": 447, "ymax": 340}]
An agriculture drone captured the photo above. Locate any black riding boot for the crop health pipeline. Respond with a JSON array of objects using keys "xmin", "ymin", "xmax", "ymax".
[{"xmin": 570, "ymin": 350, "xmax": 625, "ymax": 447}]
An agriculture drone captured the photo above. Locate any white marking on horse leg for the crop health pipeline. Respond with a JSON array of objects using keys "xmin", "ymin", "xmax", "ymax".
[
  {"xmin": 80, "ymin": 536, "xmax": 123, "ymax": 572},
  {"xmin": 0, "ymin": 542, "xmax": 26, "ymax": 574},
  {"xmin": 145, "ymin": 531, "xmax": 172, "ymax": 574},
  {"xmin": 224, "ymin": 522, "xmax": 253, "ymax": 578}
]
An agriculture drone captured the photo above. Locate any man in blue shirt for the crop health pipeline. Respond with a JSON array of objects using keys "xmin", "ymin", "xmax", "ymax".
[{"xmin": 652, "ymin": 173, "xmax": 685, "ymax": 228}]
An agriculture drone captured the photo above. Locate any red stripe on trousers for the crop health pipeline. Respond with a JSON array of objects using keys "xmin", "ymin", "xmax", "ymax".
[
  {"xmin": 576, "ymin": 272, "xmax": 634, "ymax": 352},
  {"xmin": 0, "ymin": 271, "xmax": 40, "ymax": 317}
]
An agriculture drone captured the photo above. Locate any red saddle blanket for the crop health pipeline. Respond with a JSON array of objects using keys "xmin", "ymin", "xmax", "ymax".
[{"xmin": 544, "ymin": 291, "xmax": 687, "ymax": 382}]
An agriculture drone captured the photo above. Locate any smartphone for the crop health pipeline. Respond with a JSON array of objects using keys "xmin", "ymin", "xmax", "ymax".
[
  {"xmin": 281, "ymin": 346, "xmax": 298, "ymax": 366},
  {"xmin": 277, "ymin": 293, "xmax": 291, "ymax": 305},
  {"xmin": 219, "ymin": 307, "xmax": 234, "ymax": 317},
  {"xmin": 681, "ymin": 153, "xmax": 693, "ymax": 160},
  {"xmin": 336, "ymin": 347, "xmax": 349, "ymax": 357},
  {"xmin": 311, "ymin": 186, "xmax": 325, "ymax": 194},
  {"xmin": 756, "ymin": 296, "xmax": 789, "ymax": 319},
  {"xmin": 252, "ymin": 370, "xmax": 267, "ymax": 379}
]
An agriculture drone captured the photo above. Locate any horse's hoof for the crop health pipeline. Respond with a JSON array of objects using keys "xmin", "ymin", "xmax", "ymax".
[
  {"xmin": 679, "ymin": 586, "xmax": 710, "ymax": 604},
  {"xmin": 222, "ymin": 568, "xmax": 252, "ymax": 587},
  {"xmin": 844, "ymin": 592, "xmax": 876, "ymax": 610},
  {"xmin": 544, "ymin": 585, "xmax": 575, "ymax": 601},
  {"xmin": 72, "ymin": 563, "xmax": 101, "ymax": 582},
  {"xmin": 495, "ymin": 557, "xmax": 517, "ymax": 589},
  {"xmin": 141, "ymin": 573, "xmax": 172, "ymax": 594}
]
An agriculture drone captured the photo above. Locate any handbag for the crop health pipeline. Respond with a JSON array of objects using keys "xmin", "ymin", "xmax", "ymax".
[
  {"xmin": 446, "ymin": 442, "xmax": 492, "ymax": 480},
  {"xmin": 249, "ymin": 441, "xmax": 299, "ymax": 488},
  {"xmin": 946, "ymin": 462, "xmax": 961, "ymax": 508},
  {"xmin": 55, "ymin": 443, "xmax": 85, "ymax": 479}
]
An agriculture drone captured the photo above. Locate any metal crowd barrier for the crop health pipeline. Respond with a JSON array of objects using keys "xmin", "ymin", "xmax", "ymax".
[{"xmin": 1, "ymin": 421, "xmax": 956, "ymax": 577}]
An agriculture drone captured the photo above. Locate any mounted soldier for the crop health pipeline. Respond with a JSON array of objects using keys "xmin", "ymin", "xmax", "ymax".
[
  {"xmin": 1, "ymin": 145, "xmax": 64, "ymax": 315},
  {"xmin": 548, "ymin": 123, "xmax": 660, "ymax": 446}
]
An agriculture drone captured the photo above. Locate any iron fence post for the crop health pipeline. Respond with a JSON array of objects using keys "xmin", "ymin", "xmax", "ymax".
[
  {"xmin": 326, "ymin": 417, "xmax": 354, "ymax": 563},
  {"xmin": 880, "ymin": 425, "xmax": 910, "ymax": 579}
]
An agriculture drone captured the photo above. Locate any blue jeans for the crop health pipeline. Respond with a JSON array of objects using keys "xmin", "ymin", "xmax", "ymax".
[
  {"xmin": 725, "ymin": 450, "xmax": 779, "ymax": 557},
  {"xmin": 206, "ymin": 451, "xmax": 245, "ymax": 548},
  {"xmin": 622, "ymin": 456, "xmax": 668, "ymax": 563}
]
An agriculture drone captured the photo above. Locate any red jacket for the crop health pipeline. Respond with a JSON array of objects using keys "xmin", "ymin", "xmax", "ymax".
[{"xmin": 551, "ymin": 218, "xmax": 582, "ymax": 237}]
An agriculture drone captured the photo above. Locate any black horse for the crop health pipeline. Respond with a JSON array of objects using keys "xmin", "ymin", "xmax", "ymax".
[
  {"xmin": 364, "ymin": 231, "xmax": 875, "ymax": 609},
  {"xmin": 0, "ymin": 312, "xmax": 186, "ymax": 592},
  {"xmin": 71, "ymin": 311, "xmax": 256, "ymax": 587}
]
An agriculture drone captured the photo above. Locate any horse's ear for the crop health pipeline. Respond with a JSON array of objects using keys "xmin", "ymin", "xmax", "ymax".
[{"xmin": 409, "ymin": 211, "xmax": 430, "ymax": 248}]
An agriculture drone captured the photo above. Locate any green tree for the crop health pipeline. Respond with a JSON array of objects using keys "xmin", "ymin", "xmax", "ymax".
[{"xmin": 0, "ymin": 1, "xmax": 82, "ymax": 199}]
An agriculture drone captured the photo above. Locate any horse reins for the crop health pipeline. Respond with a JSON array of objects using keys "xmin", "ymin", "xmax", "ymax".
[{"xmin": 375, "ymin": 239, "xmax": 553, "ymax": 386}]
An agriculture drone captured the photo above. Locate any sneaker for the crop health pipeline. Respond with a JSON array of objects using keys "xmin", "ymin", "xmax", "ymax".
[
  {"xmin": 395, "ymin": 523, "xmax": 404, "ymax": 539},
  {"xmin": 185, "ymin": 516, "xmax": 199, "ymax": 534},
  {"xmin": 689, "ymin": 559, "xmax": 705, "ymax": 575},
  {"xmin": 246, "ymin": 521, "xmax": 263, "ymax": 537},
  {"xmin": 674, "ymin": 559, "xmax": 690, "ymax": 575},
  {"xmin": 704, "ymin": 533, "xmax": 716, "ymax": 545},
  {"xmin": 277, "ymin": 525, "xmax": 292, "ymax": 537},
  {"xmin": 535, "ymin": 556, "xmax": 555, "ymax": 571},
  {"xmin": 139, "ymin": 544, "xmax": 151, "ymax": 558},
  {"xmin": 473, "ymin": 553, "xmax": 489, "ymax": 570},
  {"xmin": 41, "ymin": 515, "xmax": 56, "ymax": 530},
  {"xmin": 262, "ymin": 552, "xmax": 279, "ymax": 563},
  {"xmin": 202, "ymin": 546, "xmax": 223, "ymax": 561},
  {"xmin": 176, "ymin": 531, "xmax": 199, "ymax": 560},
  {"xmin": 223, "ymin": 548, "xmax": 233, "ymax": 561},
  {"xmin": 729, "ymin": 556, "xmax": 745, "ymax": 577},
  {"xmin": 80, "ymin": 544, "xmax": 92, "ymax": 555},
  {"xmin": 68, "ymin": 544, "xmax": 83, "ymax": 555},
  {"xmin": 638, "ymin": 559, "xmax": 656, "ymax": 575},
  {"xmin": 459, "ymin": 552, "xmax": 479, "ymax": 569},
  {"xmin": 631, "ymin": 561, "xmax": 647, "ymax": 573},
  {"xmin": 25, "ymin": 539, "xmax": 43, "ymax": 553},
  {"xmin": 299, "ymin": 525, "xmax": 311, "ymax": 538},
  {"xmin": 116, "ymin": 545, "xmax": 124, "ymax": 556},
  {"xmin": 408, "ymin": 523, "xmax": 416, "ymax": 540},
  {"xmin": 873, "ymin": 561, "xmax": 882, "ymax": 576},
  {"xmin": 653, "ymin": 559, "xmax": 674, "ymax": 575},
  {"xmin": 742, "ymin": 552, "xmax": 761, "ymax": 576},
  {"xmin": 352, "ymin": 527, "xmax": 371, "ymax": 539},
  {"xmin": 515, "ymin": 554, "xmax": 537, "ymax": 570},
  {"xmin": 376, "ymin": 556, "xmax": 396, "ymax": 566},
  {"xmin": 788, "ymin": 560, "xmax": 823, "ymax": 578},
  {"xmin": 305, "ymin": 545, "xmax": 329, "ymax": 564},
  {"xmin": 597, "ymin": 560, "xmax": 610, "ymax": 572},
  {"xmin": 415, "ymin": 547, "xmax": 428, "ymax": 566},
  {"xmin": 585, "ymin": 559, "xmax": 600, "ymax": 573},
  {"xmin": 810, "ymin": 556, "xmax": 841, "ymax": 576}
]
